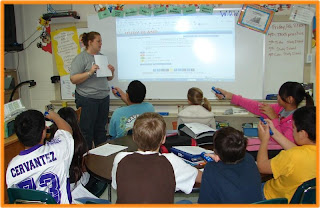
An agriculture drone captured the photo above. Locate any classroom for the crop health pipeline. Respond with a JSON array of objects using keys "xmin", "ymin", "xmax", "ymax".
[{"xmin": 3, "ymin": 2, "xmax": 318, "ymax": 205}]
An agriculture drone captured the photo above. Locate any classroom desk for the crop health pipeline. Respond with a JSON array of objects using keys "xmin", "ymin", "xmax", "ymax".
[
  {"xmin": 84, "ymin": 135, "xmax": 273, "ymax": 201},
  {"xmin": 84, "ymin": 135, "xmax": 136, "ymax": 201},
  {"xmin": 84, "ymin": 135, "xmax": 136, "ymax": 181}
]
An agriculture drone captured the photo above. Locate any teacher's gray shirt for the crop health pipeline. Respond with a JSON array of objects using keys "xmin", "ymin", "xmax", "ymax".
[{"xmin": 70, "ymin": 50, "xmax": 110, "ymax": 99}]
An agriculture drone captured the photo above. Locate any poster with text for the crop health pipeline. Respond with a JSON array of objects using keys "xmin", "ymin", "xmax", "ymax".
[{"xmin": 51, "ymin": 26, "xmax": 80, "ymax": 76}]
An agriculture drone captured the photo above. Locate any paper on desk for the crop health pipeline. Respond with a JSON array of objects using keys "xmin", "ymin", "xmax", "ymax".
[
  {"xmin": 94, "ymin": 55, "xmax": 112, "ymax": 77},
  {"xmin": 88, "ymin": 143, "xmax": 128, "ymax": 156}
]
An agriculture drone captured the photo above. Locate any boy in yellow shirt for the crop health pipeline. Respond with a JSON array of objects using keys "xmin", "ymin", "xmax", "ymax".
[{"xmin": 257, "ymin": 106, "xmax": 316, "ymax": 201}]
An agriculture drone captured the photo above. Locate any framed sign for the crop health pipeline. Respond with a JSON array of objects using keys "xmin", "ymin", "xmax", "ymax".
[{"xmin": 238, "ymin": 5, "xmax": 274, "ymax": 34}]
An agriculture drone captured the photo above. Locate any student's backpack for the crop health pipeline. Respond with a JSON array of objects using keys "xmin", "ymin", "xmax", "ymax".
[{"xmin": 178, "ymin": 123, "xmax": 214, "ymax": 146}]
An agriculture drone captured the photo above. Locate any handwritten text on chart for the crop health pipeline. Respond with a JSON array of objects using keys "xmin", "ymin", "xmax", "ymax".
[{"xmin": 266, "ymin": 22, "xmax": 304, "ymax": 58}]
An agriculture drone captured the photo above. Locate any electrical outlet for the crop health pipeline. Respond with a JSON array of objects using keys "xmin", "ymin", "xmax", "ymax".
[{"xmin": 306, "ymin": 53, "xmax": 312, "ymax": 63}]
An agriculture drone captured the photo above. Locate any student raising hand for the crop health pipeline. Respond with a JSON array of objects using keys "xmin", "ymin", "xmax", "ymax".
[
  {"xmin": 257, "ymin": 121, "xmax": 270, "ymax": 144},
  {"xmin": 214, "ymin": 88, "xmax": 233, "ymax": 100},
  {"xmin": 213, "ymin": 82, "xmax": 315, "ymax": 148},
  {"xmin": 112, "ymin": 87, "xmax": 129, "ymax": 105}
]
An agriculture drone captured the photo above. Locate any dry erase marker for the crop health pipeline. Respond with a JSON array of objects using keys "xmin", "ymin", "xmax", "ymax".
[
  {"xmin": 201, "ymin": 152, "xmax": 214, "ymax": 162},
  {"xmin": 112, "ymin": 86, "xmax": 121, "ymax": 97},
  {"xmin": 260, "ymin": 117, "xmax": 274, "ymax": 135}
]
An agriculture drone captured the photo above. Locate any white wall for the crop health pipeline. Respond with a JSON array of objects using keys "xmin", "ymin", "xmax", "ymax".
[
  {"xmin": 7, "ymin": 4, "xmax": 98, "ymax": 111},
  {"xmin": 6, "ymin": 4, "xmax": 316, "ymax": 111}
]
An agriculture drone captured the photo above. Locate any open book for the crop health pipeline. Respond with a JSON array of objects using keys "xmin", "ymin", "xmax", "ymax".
[{"xmin": 180, "ymin": 123, "xmax": 216, "ymax": 140}]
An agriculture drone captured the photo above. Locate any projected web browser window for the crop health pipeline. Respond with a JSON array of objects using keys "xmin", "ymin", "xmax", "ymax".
[{"xmin": 116, "ymin": 13, "xmax": 235, "ymax": 82}]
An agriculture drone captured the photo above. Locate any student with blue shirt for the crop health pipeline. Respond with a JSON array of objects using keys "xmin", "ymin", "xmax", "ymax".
[{"xmin": 109, "ymin": 80, "xmax": 154, "ymax": 138}]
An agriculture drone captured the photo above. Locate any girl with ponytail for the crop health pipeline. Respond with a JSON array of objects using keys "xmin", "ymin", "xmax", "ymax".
[
  {"xmin": 178, "ymin": 87, "xmax": 216, "ymax": 128},
  {"xmin": 215, "ymin": 82, "xmax": 314, "ymax": 149}
]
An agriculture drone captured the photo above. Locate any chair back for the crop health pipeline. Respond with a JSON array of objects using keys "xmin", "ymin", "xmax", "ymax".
[
  {"xmin": 290, "ymin": 178, "xmax": 316, "ymax": 204},
  {"xmin": 253, "ymin": 198, "xmax": 288, "ymax": 204},
  {"xmin": 7, "ymin": 188, "xmax": 57, "ymax": 204},
  {"xmin": 76, "ymin": 107, "xmax": 82, "ymax": 122}
]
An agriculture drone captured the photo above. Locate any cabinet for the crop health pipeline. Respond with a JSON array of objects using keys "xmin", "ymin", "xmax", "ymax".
[{"xmin": 4, "ymin": 69, "xmax": 19, "ymax": 103}]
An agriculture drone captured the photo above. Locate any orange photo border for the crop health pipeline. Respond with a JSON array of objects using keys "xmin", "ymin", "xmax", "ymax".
[{"xmin": 237, "ymin": 4, "xmax": 275, "ymax": 34}]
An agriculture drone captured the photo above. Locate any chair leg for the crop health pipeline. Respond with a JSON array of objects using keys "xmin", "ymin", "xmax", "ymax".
[
  {"xmin": 108, "ymin": 182, "xmax": 112, "ymax": 202},
  {"xmin": 300, "ymin": 186, "xmax": 316, "ymax": 204}
]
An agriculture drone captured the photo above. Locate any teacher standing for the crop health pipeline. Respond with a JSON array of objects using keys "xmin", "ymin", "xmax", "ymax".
[{"xmin": 70, "ymin": 31, "xmax": 115, "ymax": 149}]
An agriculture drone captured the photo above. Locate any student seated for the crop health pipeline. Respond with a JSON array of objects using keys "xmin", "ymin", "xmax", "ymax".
[
  {"xmin": 6, "ymin": 110, "xmax": 74, "ymax": 204},
  {"xmin": 215, "ymin": 82, "xmax": 314, "ymax": 148},
  {"xmin": 257, "ymin": 106, "xmax": 316, "ymax": 202},
  {"xmin": 109, "ymin": 80, "xmax": 154, "ymax": 139},
  {"xmin": 178, "ymin": 87, "xmax": 216, "ymax": 128},
  {"xmin": 111, "ymin": 112, "xmax": 202, "ymax": 203},
  {"xmin": 198, "ymin": 127, "xmax": 262, "ymax": 204},
  {"xmin": 49, "ymin": 107, "xmax": 90, "ymax": 200}
]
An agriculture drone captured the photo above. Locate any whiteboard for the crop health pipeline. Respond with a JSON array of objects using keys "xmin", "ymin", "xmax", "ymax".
[
  {"xmin": 264, "ymin": 22, "xmax": 305, "ymax": 97},
  {"xmin": 88, "ymin": 13, "xmax": 266, "ymax": 100}
]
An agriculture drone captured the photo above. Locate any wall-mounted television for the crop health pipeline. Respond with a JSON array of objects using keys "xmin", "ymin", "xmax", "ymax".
[{"xmin": 5, "ymin": 5, "xmax": 23, "ymax": 52}]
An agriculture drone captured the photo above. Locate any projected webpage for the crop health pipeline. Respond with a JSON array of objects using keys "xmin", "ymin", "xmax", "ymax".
[{"xmin": 116, "ymin": 14, "xmax": 235, "ymax": 82}]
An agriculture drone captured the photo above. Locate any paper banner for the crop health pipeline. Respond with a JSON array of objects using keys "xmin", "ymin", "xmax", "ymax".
[
  {"xmin": 200, "ymin": 5, "xmax": 213, "ymax": 14},
  {"xmin": 98, "ymin": 9, "xmax": 111, "ymax": 19},
  {"xmin": 125, "ymin": 8, "xmax": 138, "ymax": 16},
  {"xmin": 183, "ymin": 5, "xmax": 196, "ymax": 15},
  {"xmin": 168, "ymin": 6, "xmax": 181, "ymax": 14},
  {"xmin": 139, "ymin": 7, "xmax": 152, "ymax": 16},
  {"xmin": 153, "ymin": 7, "xmax": 166, "ymax": 16},
  {"xmin": 112, "ymin": 9, "xmax": 125, "ymax": 17}
]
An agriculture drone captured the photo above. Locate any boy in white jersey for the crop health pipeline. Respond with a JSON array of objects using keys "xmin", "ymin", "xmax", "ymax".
[{"xmin": 6, "ymin": 110, "xmax": 74, "ymax": 204}]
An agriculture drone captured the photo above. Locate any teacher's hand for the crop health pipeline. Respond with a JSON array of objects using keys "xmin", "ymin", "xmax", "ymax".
[
  {"xmin": 108, "ymin": 64, "xmax": 115, "ymax": 73},
  {"xmin": 107, "ymin": 64, "xmax": 115, "ymax": 80},
  {"xmin": 89, "ymin": 64, "xmax": 99, "ymax": 75}
]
